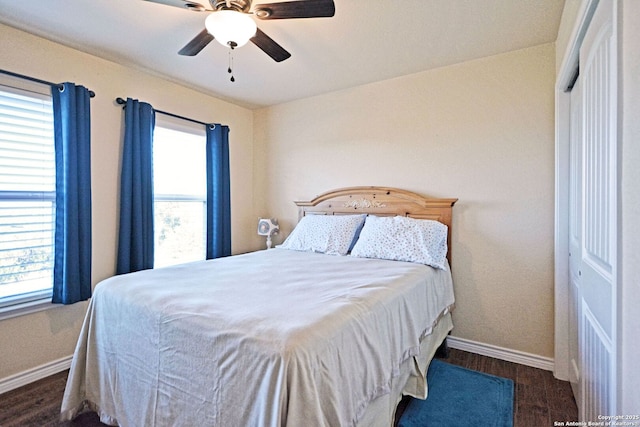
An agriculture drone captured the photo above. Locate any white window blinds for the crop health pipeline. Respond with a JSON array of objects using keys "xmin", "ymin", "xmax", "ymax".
[{"xmin": 0, "ymin": 84, "xmax": 55, "ymax": 305}]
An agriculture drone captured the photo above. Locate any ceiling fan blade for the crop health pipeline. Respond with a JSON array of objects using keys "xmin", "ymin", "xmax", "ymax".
[
  {"xmin": 142, "ymin": 0, "xmax": 208, "ymax": 11},
  {"xmin": 250, "ymin": 28, "xmax": 291, "ymax": 62},
  {"xmin": 178, "ymin": 29, "xmax": 214, "ymax": 56},
  {"xmin": 253, "ymin": 0, "xmax": 335, "ymax": 20}
]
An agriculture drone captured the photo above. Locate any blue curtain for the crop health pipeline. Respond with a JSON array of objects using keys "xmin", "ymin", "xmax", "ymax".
[
  {"xmin": 51, "ymin": 83, "xmax": 92, "ymax": 304},
  {"xmin": 116, "ymin": 98, "xmax": 155, "ymax": 274},
  {"xmin": 206, "ymin": 124, "xmax": 231, "ymax": 259}
]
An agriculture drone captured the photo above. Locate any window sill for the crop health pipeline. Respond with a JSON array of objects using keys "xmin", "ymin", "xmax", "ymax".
[{"xmin": 0, "ymin": 298, "xmax": 58, "ymax": 321}]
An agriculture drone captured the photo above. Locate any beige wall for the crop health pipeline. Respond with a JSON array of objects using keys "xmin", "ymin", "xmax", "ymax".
[
  {"xmin": 0, "ymin": 22, "xmax": 558, "ymax": 382},
  {"xmin": 254, "ymin": 43, "xmax": 557, "ymax": 358},
  {"xmin": 0, "ymin": 23, "xmax": 255, "ymax": 379}
]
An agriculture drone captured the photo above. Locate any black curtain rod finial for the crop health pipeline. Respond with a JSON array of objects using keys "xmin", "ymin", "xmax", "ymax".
[{"xmin": 116, "ymin": 97, "xmax": 126, "ymax": 105}]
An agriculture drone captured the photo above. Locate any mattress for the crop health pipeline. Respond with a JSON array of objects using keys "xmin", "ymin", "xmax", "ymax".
[{"xmin": 61, "ymin": 248, "xmax": 455, "ymax": 426}]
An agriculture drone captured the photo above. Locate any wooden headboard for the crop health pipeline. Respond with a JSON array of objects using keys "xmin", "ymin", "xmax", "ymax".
[{"xmin": 294, "ymin": 186, "xmax": 458, "ymax": 263}]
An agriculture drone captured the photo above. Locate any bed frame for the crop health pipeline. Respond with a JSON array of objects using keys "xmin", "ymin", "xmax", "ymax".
[
  {"xmin": 296, "ymin": 186, "xmax": 458, "ymax": 418},
  {"xmin": 295, "ymin": 186, "xmax": 458, "ymax": 264}
]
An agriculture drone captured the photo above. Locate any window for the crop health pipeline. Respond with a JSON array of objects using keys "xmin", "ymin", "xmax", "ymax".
[
  {"xmin": 0, "ymin": 79, "xmax": 55, "ymax": 312},
  {"xmin": 153, "ymin": 117, "xmax": 207, "ymax": 268}
]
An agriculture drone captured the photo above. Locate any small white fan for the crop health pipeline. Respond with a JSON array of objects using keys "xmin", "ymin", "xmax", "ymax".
[{"xmin": 257, "ymin": 218, "xmax": 279, "ymax": 249}]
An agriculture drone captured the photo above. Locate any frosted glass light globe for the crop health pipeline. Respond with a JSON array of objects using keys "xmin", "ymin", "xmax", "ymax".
[{"xmin": 205, "ymin": 10, "xmax": 257, "ymax": 48}]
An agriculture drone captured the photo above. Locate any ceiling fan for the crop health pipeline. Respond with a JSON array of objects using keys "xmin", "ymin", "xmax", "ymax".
[{"xmin": 143, "ymin": 0, "xmax": 336, "ymax": 63}]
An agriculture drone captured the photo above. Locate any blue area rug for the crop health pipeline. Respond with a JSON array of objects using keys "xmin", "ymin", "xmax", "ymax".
[{"xmin": 398, "ymin": 359, "xmax": 514, "ymax": 427}]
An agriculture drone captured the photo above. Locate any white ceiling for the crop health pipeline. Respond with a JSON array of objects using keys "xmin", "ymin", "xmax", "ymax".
[{"xmin": 0, "ymin": 0, "xmax": 565, "ymax": 109}]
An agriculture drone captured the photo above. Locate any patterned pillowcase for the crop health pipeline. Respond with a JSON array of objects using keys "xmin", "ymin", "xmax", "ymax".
[
  {"xmin": 278, "ymin": 214, "xmax": 367, "ymax": 256},
  {"xmin": 350, "ymin": 215, "xmax": 449, "ymax": 269}
]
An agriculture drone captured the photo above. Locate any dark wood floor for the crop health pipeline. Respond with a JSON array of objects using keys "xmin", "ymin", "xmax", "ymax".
[
  {"xmin": 438, "ymin": 348, "xmax": 577, "ymax": 426},
  {"xmin": 0, "ymin": 348, "xmax": 577, "ymax": 426}
]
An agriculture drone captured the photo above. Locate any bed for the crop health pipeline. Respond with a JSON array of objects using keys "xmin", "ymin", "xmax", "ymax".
[{"xmin": 61, "ymin": 186, "xmax": 457, "ymax": 427}]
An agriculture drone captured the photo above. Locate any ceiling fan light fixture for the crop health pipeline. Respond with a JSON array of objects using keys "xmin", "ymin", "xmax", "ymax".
[{"xmin": 205, "ymin": 10, "xmax": 257, "ymax": 48}]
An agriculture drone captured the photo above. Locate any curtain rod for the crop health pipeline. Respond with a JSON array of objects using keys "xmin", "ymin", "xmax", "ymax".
[
  {"xmin": 0, "ymin": 69, "xmax": 95, "ymax": 97},
  {"xmin": 115, "ymin": 97, "xmax": 211, "ymax": 127}
]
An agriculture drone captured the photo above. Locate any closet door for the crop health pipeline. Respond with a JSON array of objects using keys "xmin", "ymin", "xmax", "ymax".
[
  {"xmin": 568, "ymin": 75, "xmax": 582, "ymax": 407},
  {"xmin": 577, "ymin": 0, "xmax": 617, "ymax": 419}
]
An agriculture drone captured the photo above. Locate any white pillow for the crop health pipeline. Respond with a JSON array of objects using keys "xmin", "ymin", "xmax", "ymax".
[
  {"xmin": 350, "ymin": 215, "xmax": 449, "ymax": 269},
  {"xmin": 278, "ymin": 214, "xmax": 366, "ymax": 256}
]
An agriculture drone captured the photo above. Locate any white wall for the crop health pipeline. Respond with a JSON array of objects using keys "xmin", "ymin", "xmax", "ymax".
[
  {"xmin": 555, "ymin": 0, "xmax": 584, "ymax": 76},
  {"xmin": 619, "ymin": 0, "xmax": 640, "ymax": 413},
  {"xmin": 254, "ymin": 43, "xmax": 557, "ymax": 359},
  {"xmin": 0, "ymin": 23, "xmax": 256, "ymax": 380}
]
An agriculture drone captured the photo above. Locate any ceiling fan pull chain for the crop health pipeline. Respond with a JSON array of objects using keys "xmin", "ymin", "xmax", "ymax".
[{"xmin": 228, "ymin": 48, "xmax": 235, "ymax": 82}]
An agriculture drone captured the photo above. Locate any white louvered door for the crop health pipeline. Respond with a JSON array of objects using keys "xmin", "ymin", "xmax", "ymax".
[{"xmin": 571, "ymin": 0, "xmax": 617, "ymax": 419}]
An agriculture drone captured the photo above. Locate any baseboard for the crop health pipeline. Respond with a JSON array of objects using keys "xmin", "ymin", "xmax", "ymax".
[
  {"xmin": 0, "ymin": 355, "xmax": 72, "ymax": 395},
  {"xmin": 447, "ymin": 336, "xmax": 555, "ymax": 372}
]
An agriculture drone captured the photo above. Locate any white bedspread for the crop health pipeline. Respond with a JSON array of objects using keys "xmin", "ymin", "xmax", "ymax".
[{"xmin": 61, "ymin": 249, "xmax": 454, "ymax": 427}]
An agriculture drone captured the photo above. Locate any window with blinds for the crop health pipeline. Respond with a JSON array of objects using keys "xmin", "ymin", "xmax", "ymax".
[{"xmin": 0, "ymin": 83, "xmax": 55, "ymax": 308}]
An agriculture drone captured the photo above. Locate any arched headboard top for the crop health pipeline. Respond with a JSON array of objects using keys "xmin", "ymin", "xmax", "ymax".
[{"xmin": 295, "ymin": 186, "xmax": 458, "ymax": 263}]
